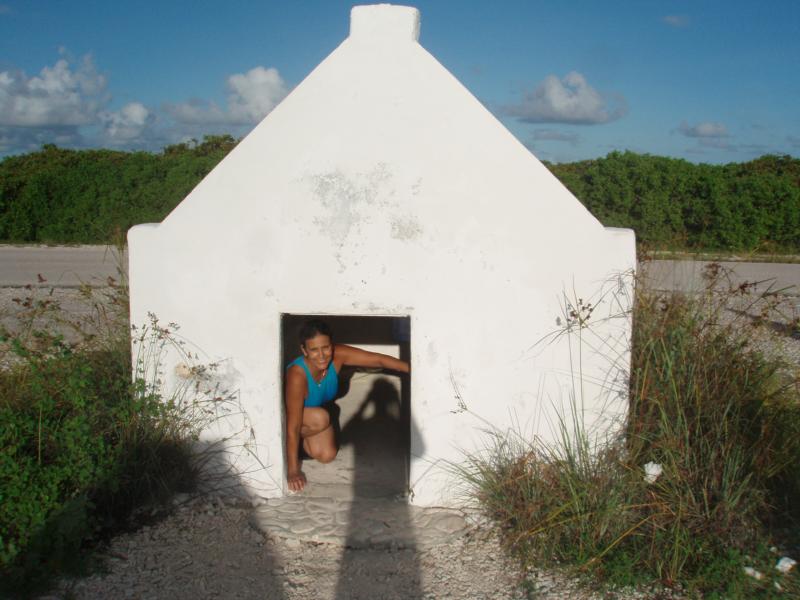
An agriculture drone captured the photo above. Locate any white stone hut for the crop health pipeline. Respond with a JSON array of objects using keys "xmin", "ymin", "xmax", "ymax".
[{"xmin": 128, "ymin": 4, "xmax": 635, "ymax": 507}]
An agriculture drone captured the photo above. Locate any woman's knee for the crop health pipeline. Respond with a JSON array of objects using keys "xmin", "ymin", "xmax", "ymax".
[
  {"xmin": 315, "ymin": 445, "xmax": 338, "ymax": 464},
  {"xmin": 302, "ymin": 408, "xmax": 330, "ymax": 434}
]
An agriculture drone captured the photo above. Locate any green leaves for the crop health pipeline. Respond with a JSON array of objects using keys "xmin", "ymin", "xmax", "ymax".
[
  {"xmin": 1, "ymin": 142, "xmax": 797, "ymax": 251},
  {"xmin": 0, "ymin": 288, "xmax": 198, "ymax": 592},
  {"xmin": 549, "ymin": 151, "xmax": 800, "ymax": 252},
  {"xmin": 0, "ymin": 136, "xmax": 238, "ymax": 244}
]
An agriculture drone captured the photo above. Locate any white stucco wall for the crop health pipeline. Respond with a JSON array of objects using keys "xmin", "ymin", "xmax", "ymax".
[{"xmin": 128, "ymin": 4, "xmax": 635, "ymax": 507}]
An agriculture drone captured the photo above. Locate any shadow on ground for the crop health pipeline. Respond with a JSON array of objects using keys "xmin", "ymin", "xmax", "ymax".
[{"xmin": 334, "ymin": 378, "xmax": 422, "ymax": 599}]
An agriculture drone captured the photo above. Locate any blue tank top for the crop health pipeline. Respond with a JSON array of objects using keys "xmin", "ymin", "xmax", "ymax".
[{"xmin": 287, "ymin": 356, "xmax": 339, "ymax": 407}]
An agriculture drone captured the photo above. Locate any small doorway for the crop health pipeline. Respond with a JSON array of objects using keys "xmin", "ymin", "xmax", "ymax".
[{"xmin": 281, "ymin": 314, "xmax": 411, "ymax": 499}]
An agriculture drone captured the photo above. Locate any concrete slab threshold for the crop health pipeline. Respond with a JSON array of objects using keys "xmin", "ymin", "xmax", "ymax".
[
  {"xmin": 250, "ymin": 372, "xmax": 470, "ymax": 549},
  {"xmin": 251, "ymin": 495, "xmax": 468, "ymax": 549}
]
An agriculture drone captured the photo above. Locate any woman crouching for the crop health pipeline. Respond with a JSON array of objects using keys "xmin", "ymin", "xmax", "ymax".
[{"xmin": 285, "ymin": 319, "xmax": 410, "ymax": 492}]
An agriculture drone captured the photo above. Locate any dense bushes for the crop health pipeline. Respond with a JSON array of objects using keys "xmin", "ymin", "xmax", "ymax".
[
  {"xmin": 462, "ymin": 266, "xmax": 800, "ymax": 596},
  {"xmin": 1, "ymin": 140, "xmax": 798, "ymax": 252},
  {"xmin": 0, "ymin": 135, "xmax": 237, "ymax": 244},
  {"xmin": 549, "ymin": 152, "xmax": 800, "ymax": 252},
  {"xmin": 0, "ymin": 284, "xmax": 198, "ymax": 595}
]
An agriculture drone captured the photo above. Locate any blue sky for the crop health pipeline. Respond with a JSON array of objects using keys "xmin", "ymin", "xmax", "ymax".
[{"xmin": 1, "ymin": 1, "xmax": 798, "ymax": 163}]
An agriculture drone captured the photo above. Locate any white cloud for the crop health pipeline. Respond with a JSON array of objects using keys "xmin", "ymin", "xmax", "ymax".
[
  {"xmin": 0, "ymin": 126, "xmax": 83, "ymax": 154},
  {"xmin": 662, "ymin": 15, "xmax": 690, "ymax": 28},
  {"xmin": 0, "ymin": 54, "xmax": 108, "ymax": 127},
  {"xmin": 101, "ymin": 102, "xmax": 154, "ymax": 144},
  {"xmin": 0, "ymin": 52, "xmax": 292, "ymax": 155},
  {"xmin": 164, "ymin": 98, "xmax": 226, "ymax": 125},
  {"xmin": 504, "ymin": 71, "xmax": 627, "ymax": 125},
  {"xmin": 678, "ymin": 121, "xmax": 729, "ymax": 138},
  {"xmin": 166, "ymin": 66, "xmax": 288, "ymax": 126},
  {"xmin": 530, "ymin": 129, "xmax": 579, "ymax": 145},
  {"xmin": 677, "ymin": 121, "xmax": 738, "ymax": 154},
  {"xmin": 0, "ymin": 50, "xmax": 283, "ymax": 156},
  {"xmin": 227, "ymin": 66, "xmax": 287, "ymax": 123}
]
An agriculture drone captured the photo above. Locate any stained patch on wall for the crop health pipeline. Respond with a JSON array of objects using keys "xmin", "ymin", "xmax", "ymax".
[
  {"xmin": 307, "ymin": 164, "xmax": 394, "ymax": 238},
  {"xmin": 390, "ymin": 215, "xmax": 422, "ymax": 240},
  {"xmin": 302, "ymin": 163, "xmax": 426, "ymax": 269}
]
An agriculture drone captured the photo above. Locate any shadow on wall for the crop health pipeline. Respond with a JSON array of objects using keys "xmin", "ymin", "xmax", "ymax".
[{"xmin": 339, "ymin": 378, "xmax": 409, "ymax": 498}]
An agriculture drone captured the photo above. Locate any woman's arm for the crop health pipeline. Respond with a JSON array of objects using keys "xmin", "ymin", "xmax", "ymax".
[
  {"xmin": 284, "ymin": 366, "xmax": 307, "ymax": 492},
  {"xmin": 335, "ymin": 344, "xmax": 410, "ymax": 373}
]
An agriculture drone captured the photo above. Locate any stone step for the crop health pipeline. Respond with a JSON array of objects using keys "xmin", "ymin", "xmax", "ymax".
[{"xmin": 250, "ymin": 494, "xmax": 469, "ymax": 549}]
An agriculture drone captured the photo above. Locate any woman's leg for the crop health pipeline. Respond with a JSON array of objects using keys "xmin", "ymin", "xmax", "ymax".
[{"xmin": 300, "ymin": 407, "xmax": 338, "ymax": 463}]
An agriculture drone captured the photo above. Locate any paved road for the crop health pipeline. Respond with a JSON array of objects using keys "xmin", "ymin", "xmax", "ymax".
[
  {"xmin": 640, "ymin": 259, "xmax": 800, "ymax": 296},
  {"xmin": 0, "ymin": 245, "xmax": 798, "ymax": 295},
  {"xmin": 0, "ymin": 245, "xmax": 125, "ymax": 286}
]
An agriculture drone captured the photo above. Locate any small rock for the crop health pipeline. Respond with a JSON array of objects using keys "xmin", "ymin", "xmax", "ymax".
[
  {"xmin": 743, "ymin": 566, "xmax": 764, "ymax": 580},
  {"xmin": 776, "ymin": 556, "xmax": 796, "ymax": 574}
]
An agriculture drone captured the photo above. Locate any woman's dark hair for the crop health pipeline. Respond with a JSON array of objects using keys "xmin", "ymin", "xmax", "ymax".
[{"xmin": 298, "ymin": 319, "xmax": 333, "ymax": 348}]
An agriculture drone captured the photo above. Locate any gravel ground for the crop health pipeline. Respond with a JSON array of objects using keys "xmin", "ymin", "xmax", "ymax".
[
  {"xmin": 0, "ymin": 286, "xmax": 123, "ymax": 354},
  {"xmin": 47, "ymin": 494, "xmax": 529, "ymax": 600},
  {"xmin": 42, "ymin": 494, "xmax": 674, "ymax": 600},
  {"xmin": 714, "ymin": 284, "xmax": 800, "ymax": 372}
]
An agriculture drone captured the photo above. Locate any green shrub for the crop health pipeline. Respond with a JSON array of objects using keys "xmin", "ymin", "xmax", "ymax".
[
  {"xmin": 1, "ymin": 143, "xmax": 798, "ymax": 252},
  {"xmin": 625, "ymin": 268, "xmax": 800, "ymax": 590},
  {"xmin": 548, "ymin": 151, "xmax": 800, "ymax": 252},
  {"xmin": 0, "ymin": 135, "xmax": 238, "ymax": 244},
  {"xmin": 462, "ymin": 265, "xmax": 800, "ymax": 597},
  {"xmin": 0, "ymin": 281, "xmax": 198, "ymax": 596}
]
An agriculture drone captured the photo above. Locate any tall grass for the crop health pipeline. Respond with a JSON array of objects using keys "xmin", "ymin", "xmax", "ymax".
[
  {"xmin": 462, "ymin": 265, "xmax": 800, "ymax": 597},
  {"xmin": 0, "ymin": 276, "xmax": 201, "ymax": 596}
]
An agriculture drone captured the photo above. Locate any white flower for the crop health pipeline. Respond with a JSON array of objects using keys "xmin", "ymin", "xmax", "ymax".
[
  {"xmin": 776, "ymin": 556, "xmax": 796, "ymax": 574},
  {"xmin": 643, "ymin": 462, "xmax": 663, "ymax": 484},
  {"xmin": 743, "ymin": 566, "xmax": 764, "ymax": 580},
  {"xmin": 175, "ymin": 362, "xmax": 192, "ymax": 379}
]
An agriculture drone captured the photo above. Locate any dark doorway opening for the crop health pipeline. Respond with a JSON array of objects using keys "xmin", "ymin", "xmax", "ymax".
[{"xmin": 280, "ymin": 314, "xmax": 411, "ymax": 499}]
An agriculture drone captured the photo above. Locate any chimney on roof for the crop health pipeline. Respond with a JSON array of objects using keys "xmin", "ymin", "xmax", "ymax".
[{"xmin": 350, "ymin": 4, "xmax": 421, "ymax": 42}]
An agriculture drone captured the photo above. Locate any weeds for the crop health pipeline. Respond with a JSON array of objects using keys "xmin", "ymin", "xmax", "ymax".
[
  {"xmin": 0, "ymin": 273, "xmax": 215, "ymax": 596},
  {"xmin": 462, "ymin": 264, "xmax": 800, "ymax": 597}
]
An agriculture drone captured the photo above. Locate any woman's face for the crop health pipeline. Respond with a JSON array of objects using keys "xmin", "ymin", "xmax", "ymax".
[{"xmin": 302, "ymin": 334, "xmax": 333, "ymax": 370}]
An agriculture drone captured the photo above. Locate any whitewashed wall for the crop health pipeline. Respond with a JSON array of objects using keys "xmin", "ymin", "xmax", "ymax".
[{"xmin": 128, "ymin": 4, "xmax": 635, "ymax": 507}]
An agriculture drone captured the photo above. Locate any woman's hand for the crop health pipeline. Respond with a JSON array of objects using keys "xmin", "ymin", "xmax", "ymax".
[{"xmin": 287, "ymin": 468, "xmax": 307, "ymax": 492}]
